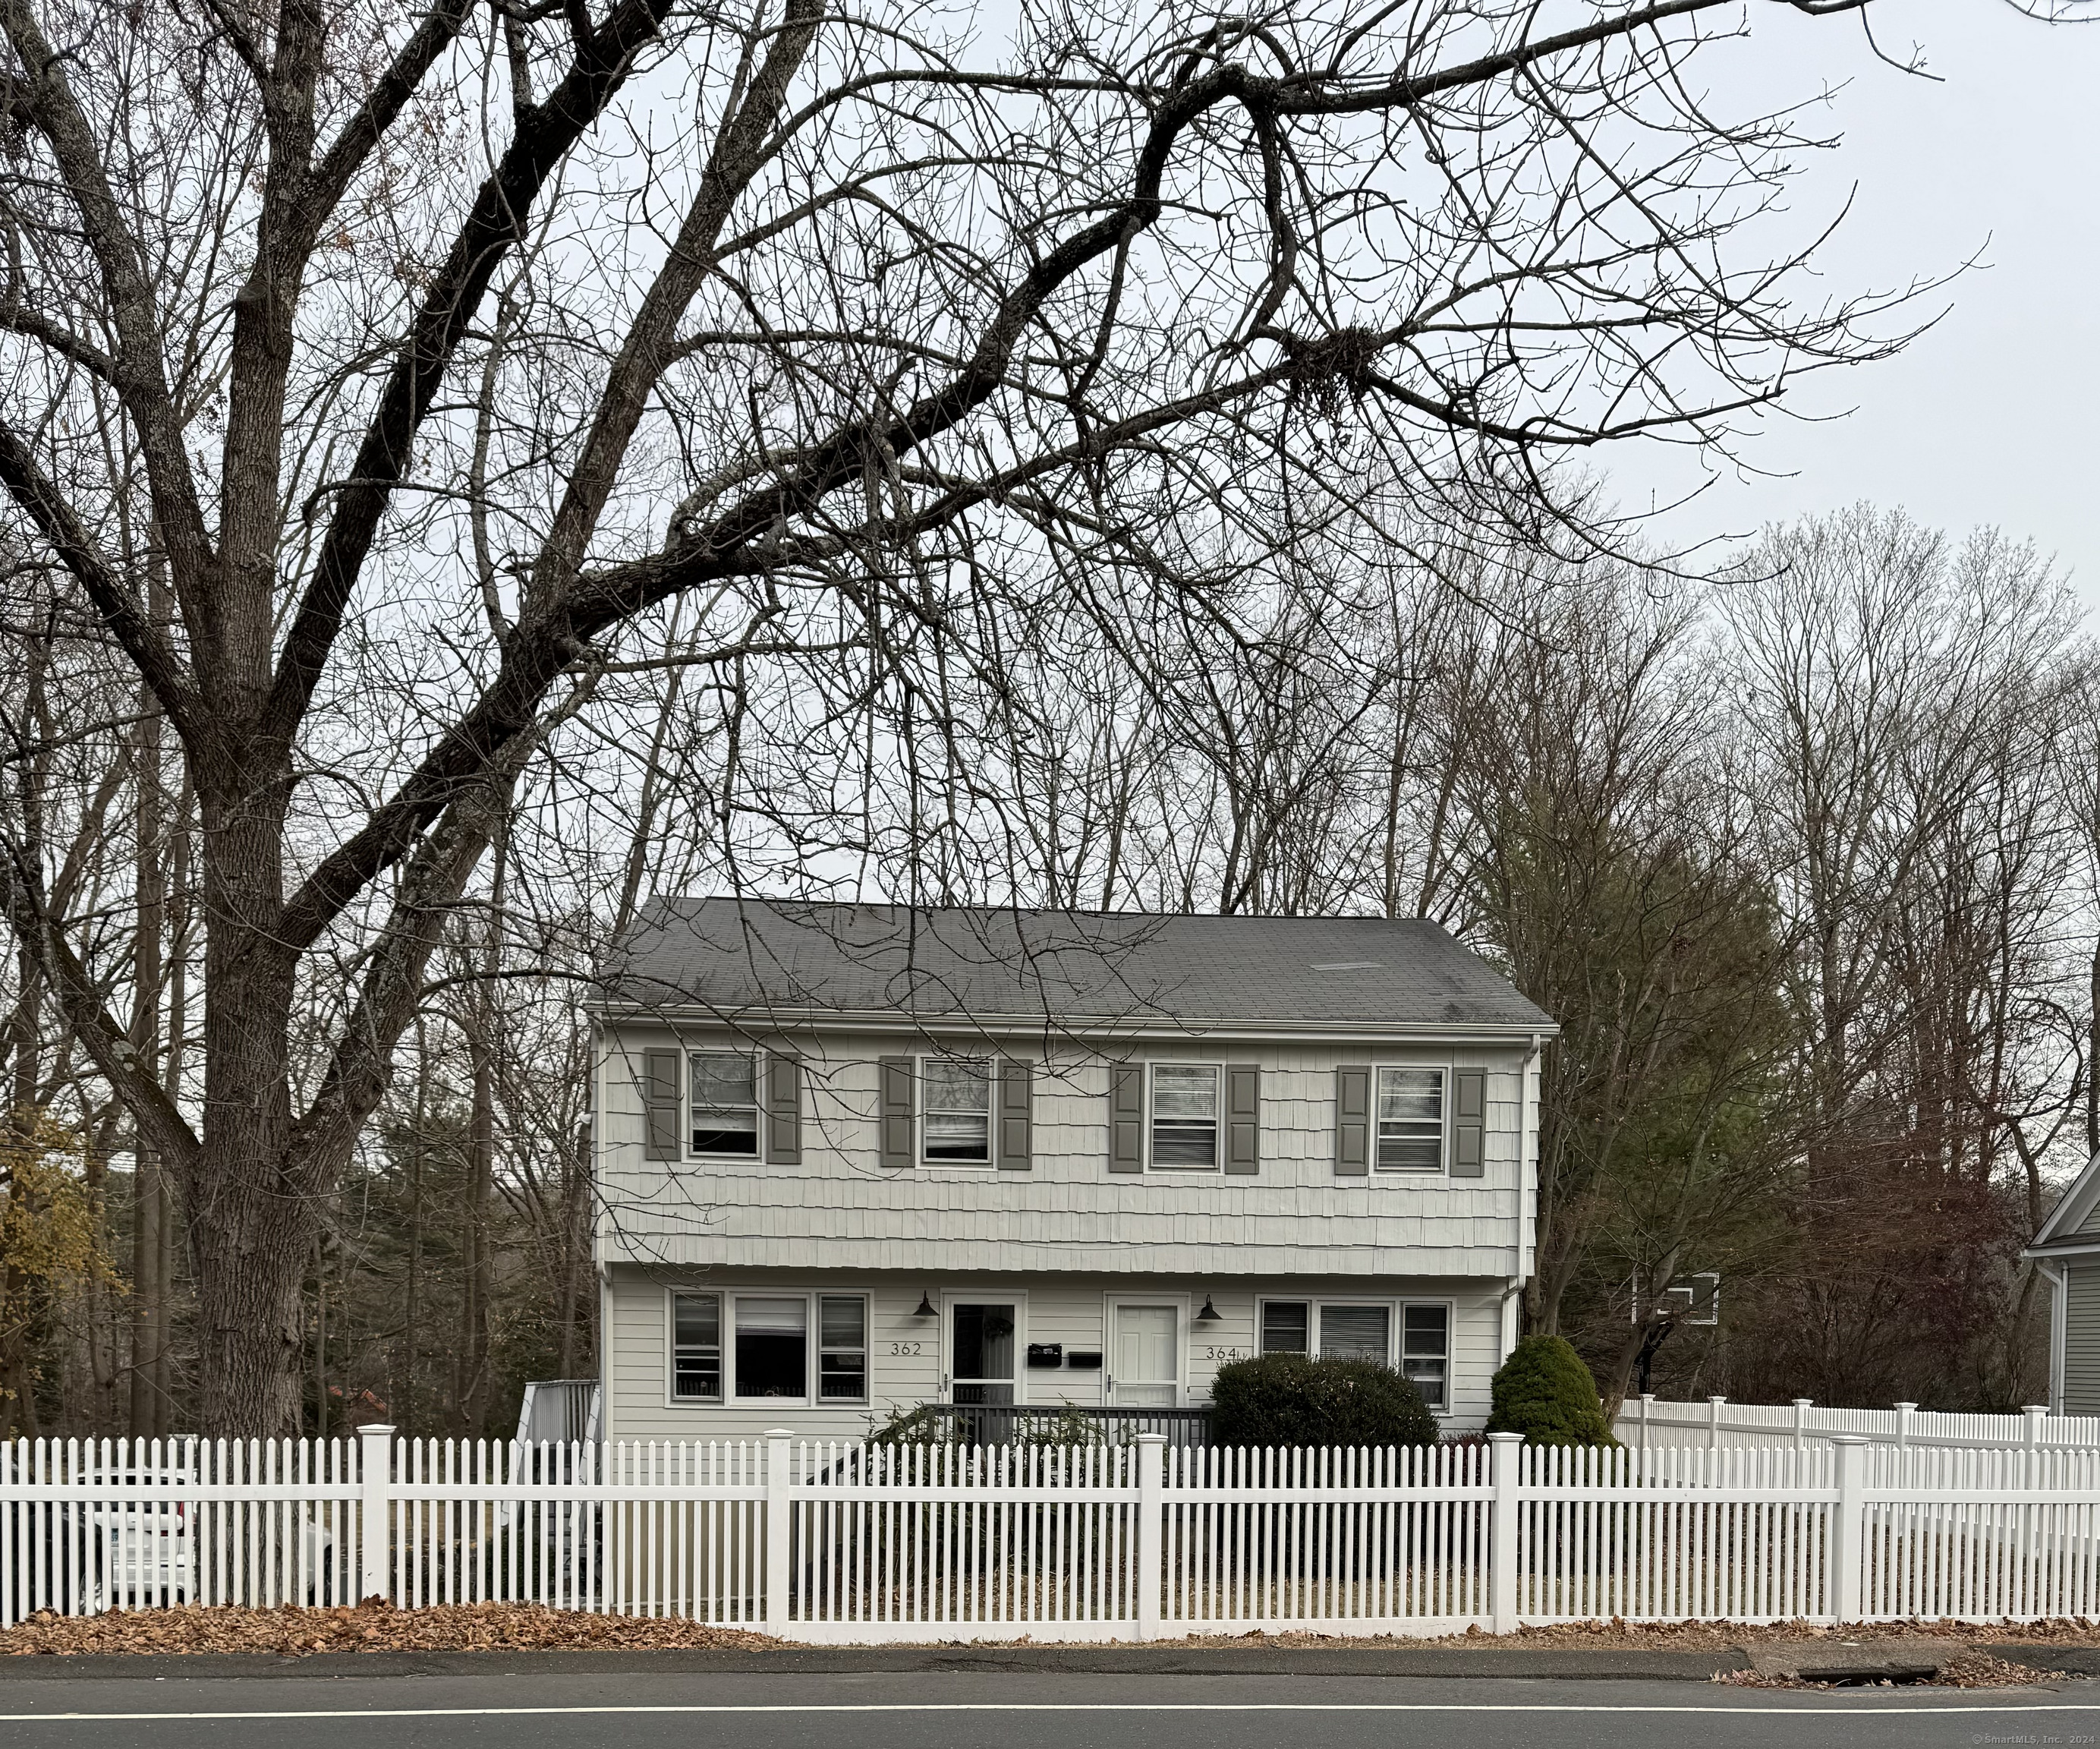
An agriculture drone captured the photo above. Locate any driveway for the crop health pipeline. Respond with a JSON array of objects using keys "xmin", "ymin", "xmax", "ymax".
[{"xmin": 0, "ymin": 1669, "xmax": 2094, "ymax": 1749}]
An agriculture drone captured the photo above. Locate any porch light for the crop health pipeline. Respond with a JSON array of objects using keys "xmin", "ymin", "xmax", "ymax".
[
  {"xmin": 1195, "ymin": 1295, "xmax": 1223, "ymax": 1325},
  {"xmin": 913, "ymin": 1292, "xmax": 938, "ymax": 1319}
]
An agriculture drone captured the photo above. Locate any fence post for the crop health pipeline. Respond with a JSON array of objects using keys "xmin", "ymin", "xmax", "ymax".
[
  {"xmin": 1639, "ymin": 1394, "xmax": 1653, "ymax": 1453},
  {"xmin": 1488, "ymin": 1432, "xmax": 1522, "ymax": 1633},
  {"xmin": 1135, "ymin": 1433, "xmax": 1165, "ymax": 1642},
  {"xmin": 1829, "ymin": 1435, "xmax": 1867, "ymax": 1623},
  {"xmin": 2024, "ymin": 1405, "xmax": 2050, "ymax": 1450},
  {"xmin": 1708, "ymin": 1394, "xmax": 1726, "ymax": 1451},
  {"xmin": 357, "ymin": 1423, "xmax": 395, "ymax": 1605},
  {"xmin": 764, "ymin": 1429, "xmax": 794, "ymax": 1631},
  {"xmin": 1793, "ymin": 1399, "xmax": 1812, "ymax": 1451},
  {"xmin": 1893, "ymin": 1402, "xmax": 1916, "ymax": 1451}
]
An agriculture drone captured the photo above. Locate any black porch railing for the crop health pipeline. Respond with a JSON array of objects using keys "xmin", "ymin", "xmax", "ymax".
[{"xmin": 920, "ymin": 1404, "xmax": 1214, "ymax": 1448}]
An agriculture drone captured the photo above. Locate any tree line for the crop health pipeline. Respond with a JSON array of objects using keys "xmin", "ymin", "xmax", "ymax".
[{"xmin": 2, "ymin": 0, "xmax": 2092, "ymax": 1434}]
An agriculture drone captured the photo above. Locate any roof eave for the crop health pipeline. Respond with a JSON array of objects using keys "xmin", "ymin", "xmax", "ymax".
[{"xmin": 581, "ymin": 997, "xmax": 1557, "ymax": 1042}]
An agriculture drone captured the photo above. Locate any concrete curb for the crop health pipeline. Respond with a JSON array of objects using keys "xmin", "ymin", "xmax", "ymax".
[
  {"xmin": 1985, "ymin": 1643, "xmax": 2100, "ymax": 1677},
  {"xmin": 0, "ymin": 1644, "xmax": 1753, "ymax": 1681}
]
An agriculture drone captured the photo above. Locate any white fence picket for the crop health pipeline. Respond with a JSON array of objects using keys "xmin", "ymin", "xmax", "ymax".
[
  {"xmin": 1620, "ymin": 1395, "xmax": 2099, "ymax": 1452},
  {"xmin": 11, "ymin": 1429, "xmax": 2100, "ymax": 1637}
]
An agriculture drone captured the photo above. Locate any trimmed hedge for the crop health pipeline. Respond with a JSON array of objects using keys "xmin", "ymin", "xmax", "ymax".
[
  {"xmin": 1208, "ymin": 1352, "xmax": 1439, "ymax": 1449},
  {"xmin": 1484, "ymin": 1335, "xmax": 1614, "ymax": 1446}
]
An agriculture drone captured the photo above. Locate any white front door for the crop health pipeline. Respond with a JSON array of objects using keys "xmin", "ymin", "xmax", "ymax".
[{"xmin": 1110, "ymin": 1303, "xmax": 1179, "ymax": 1407}]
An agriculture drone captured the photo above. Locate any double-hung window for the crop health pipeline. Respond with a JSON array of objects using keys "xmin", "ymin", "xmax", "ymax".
[
  {"xmin": 1401, "ymin": 1305, "xmax": 1450, "ymax": 1410},
  {"xmin": 922, "ymin": 1057, "xmax": 992, "ymax": 1163},
  {"xmin": 1151, "ymin": 1064, "xmax": 1220, "ymax": 1168},
  {"xmin": 690, "ymin": 1052, "xmax": 760, "ymax": 1157},
  {"xmin": 671, "ymin": 1292, "xmax": 723, "ymax": 1400},
  {"xmin": 1376, "ymin": 1067, "xmax": 1445, "ymax": 1173},
  {"xmin": 818, "ymin": 1295, "xmax": 869, "ymax": 1401}
]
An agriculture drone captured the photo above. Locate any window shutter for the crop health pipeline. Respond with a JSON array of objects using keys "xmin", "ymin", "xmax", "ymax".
[
  {"xmin": 1334, "ymin": 1065, "xmax": 1371, "ymax": 1177},
  {"xmin": 996, "ymin": 1058, "xmax": 1032, "ymax": 1171},
  {"xmin": 1224, "ymin": 1062, "xmax": 1260, "ymax": 1174},
  {"xmin": 1108, "ymin": 1064, "xmax": 1144, "ymax": 1174},
  {"xmin": 1451, "ymin": 1069, "xmax": 1486, "ymax": 1178},
  {"xmin": 766, "ymin": 1049, "xmax": 802, "ymax": 1164},
  {"xmin": 642, "ymin": 1049, "xmax": 681, "ymax": 1161},
  {"xmin": 878, "ymin": 1055, "xmax": 914, "ymax": 1168}
]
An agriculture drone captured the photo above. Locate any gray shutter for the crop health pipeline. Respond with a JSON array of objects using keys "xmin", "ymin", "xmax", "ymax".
[
  {"xmin": 1450, "ymin": 1068, "xmax": 1486, "ymax": 1178},
  {"xmin": 878, "ymin": 1055, "xmax": 914, "ymax": 1168},
  {"xmin": 642, "ymin": 1048, "xmax": 681, "ymax": 1161},
  {"xmin": 996, "ymin": 1058, "xmax": 1032, "ymax": 1171},
  {"xmin": 766, "ymin": 1049, "xmax": 801, "ymax": 1164},
  {"xmin": 1224, "ymin": 1062, "xmax": 1260, "ymax": 1174},
  {"xmin": 1334, "ymin": 1065, "xmax": 1371, "ymax": 1177},
  {"xmin": 1108, "ymin": 1064, "xmax": 1144, "ymax": 1174}
]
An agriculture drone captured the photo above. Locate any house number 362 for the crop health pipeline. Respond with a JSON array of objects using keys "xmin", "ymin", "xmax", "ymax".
[{"xmin": 888, "ymin": 1341, "xmax": 924, "ymax": 1357}]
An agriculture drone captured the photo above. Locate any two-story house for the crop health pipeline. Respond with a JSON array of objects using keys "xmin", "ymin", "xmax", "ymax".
[{"xmin": 589, "ymin": 899, "xmax": 1555, "ymax": 1438}]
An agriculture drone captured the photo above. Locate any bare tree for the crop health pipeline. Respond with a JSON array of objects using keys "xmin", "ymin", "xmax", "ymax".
[{"xmin": 0, "ymin": 0, "xmax": 1942, "ymax": 1429}]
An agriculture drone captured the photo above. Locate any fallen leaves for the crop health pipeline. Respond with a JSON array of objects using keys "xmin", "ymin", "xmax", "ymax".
[{"xmin": 0, "ymin": 1600, "xmax": 779, "ymax": 1657}]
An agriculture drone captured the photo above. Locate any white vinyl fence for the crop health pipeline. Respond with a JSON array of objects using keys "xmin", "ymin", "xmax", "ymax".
[
  {"xmin": 1617, "ymin": 1394, "xmax": 2100, "ymax": 1453},
  {"xmin": 10, "ymin": 1425, "xmax": 2100, "ymax": 1637}
]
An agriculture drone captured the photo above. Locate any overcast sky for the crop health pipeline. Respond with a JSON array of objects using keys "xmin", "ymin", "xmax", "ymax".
[{"xmin": 1607, "ymin": 0, "xmax": 2100, "ymax": 607}]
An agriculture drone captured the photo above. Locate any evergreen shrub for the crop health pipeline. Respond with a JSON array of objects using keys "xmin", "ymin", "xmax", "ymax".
[
  {"xmin": 1208, "ymin": 1352, "xmax": 1439, "ymax": 1449},
  {"xmin": 1484, "ymin": 1335, "xmax": 1614, "ymax": 1445}
]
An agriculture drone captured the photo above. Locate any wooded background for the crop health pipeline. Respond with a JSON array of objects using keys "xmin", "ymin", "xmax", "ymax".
[{"xmin": 2, "ymin": 0, "xmax": 2093, "ymax": 1437}]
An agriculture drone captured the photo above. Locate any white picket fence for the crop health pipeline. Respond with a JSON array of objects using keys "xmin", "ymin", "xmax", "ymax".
[
  {"xmin": 1617, "ymin": 1394, "xmax": 2100, "ymax": 1453},
  {"xmin": 10, "ymin": 1425, "xmax": 2100, "ymax": 1637}
]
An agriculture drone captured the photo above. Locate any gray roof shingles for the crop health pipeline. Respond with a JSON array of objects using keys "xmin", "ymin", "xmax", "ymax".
[{"xmin": 602, "ymin": 898, "xmax": 1554, "ymax": 1032}]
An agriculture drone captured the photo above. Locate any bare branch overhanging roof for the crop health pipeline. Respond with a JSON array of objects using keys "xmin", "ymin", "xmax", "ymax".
[{"xmin": 600, "ymin": 897, "xmax": 1557, "ymax": 1033}]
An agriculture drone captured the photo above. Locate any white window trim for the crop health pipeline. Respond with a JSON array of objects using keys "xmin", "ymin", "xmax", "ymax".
[
  {"xmin": 1104, "ymin": 1291, "xmax": 1190, "ymax": 1408},
  {"xmin": 940, "ymin": 1288, "xmax": 1030, "ymax": 1406},
  {"xmin": 660, "ymin": 1286, "xmax": 872, "ymax": 1410},
  {"xmin": 918, "ymin": 1052, "xmax": 995, "ymax": 1169},
  {"xmin": 1253, "ymin": 1295, "xmax": 1457, "ymax": 1416},
  {"xmin": 685, "ymin": 1047, "xmax": 763, "ymax": 1164},
  {"xmin": 1146, "ymin": 1060, "xmax": 1223, "ymax": 1173},
  {"xmin": 1371, "ymin": 1061, "xmax": 1452, "ymax": 1179},
  {"xmin": 665, "ymin": 1286, "xmax": 726, "ymax": 1407}
]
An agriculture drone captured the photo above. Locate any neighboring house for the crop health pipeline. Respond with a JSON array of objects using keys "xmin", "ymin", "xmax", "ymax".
[
  {"xmin": 589, "ymin": 900, "xmax": 1557, "ymax": 1439},
  {"xmin": 2023, "ymin": 1151, "xmax": 2100, "ymax": 1414}
]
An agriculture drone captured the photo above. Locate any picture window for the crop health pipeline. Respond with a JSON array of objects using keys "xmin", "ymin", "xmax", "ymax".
[{"xmin": 734, "ymin": 1296, "xmax": 808, "ymax": 1399}]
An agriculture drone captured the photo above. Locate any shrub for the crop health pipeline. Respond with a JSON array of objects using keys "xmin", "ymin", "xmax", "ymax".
[
  {"xmin": 1484, "ymin": 1335, "xmax": 1614, "ymax": 1446},
  {"xmin": 1208, "ymin": 1353, "xmax": 1439, "ymax": 1449}
]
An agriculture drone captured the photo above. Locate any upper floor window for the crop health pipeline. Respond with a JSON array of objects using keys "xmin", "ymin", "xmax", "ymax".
[
  {"xmin": 1151, "ymin": 1064, "xmax": 1219, "ymax": 1168},
  {"xmin": 690, "ymin": 1051, "xmax": 760, "ymax": 1156},
  {"xmin": 922, "ymin": 1057, "xmax": 991, "ymax": 1163},
  {"xmin": 1377, "ymin": 1067, "xmax": 1444, "ymax": 1173}
]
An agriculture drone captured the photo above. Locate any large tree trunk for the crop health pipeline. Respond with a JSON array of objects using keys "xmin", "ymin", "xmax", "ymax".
[{"xmin": 187, "ymin": 780, "xmax": 309, "ymax": 1435}]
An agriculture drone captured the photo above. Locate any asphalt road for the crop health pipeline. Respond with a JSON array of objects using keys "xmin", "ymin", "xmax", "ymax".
[{"xmin": 0, "ymin": 1671, "xmax": 2096, "ymax": 1749}]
